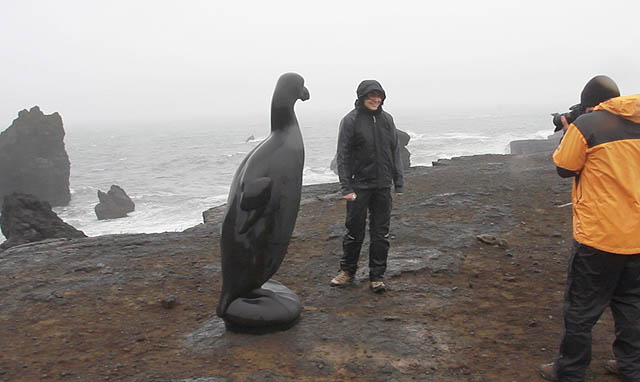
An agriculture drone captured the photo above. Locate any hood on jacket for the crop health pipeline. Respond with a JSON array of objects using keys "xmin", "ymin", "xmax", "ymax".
[
  {"xmin": 594, "ymin": 94, "xmax": 640, "ymax": 123},
  {"xmin": 355, "ymin": 80, "xmax": 386, "ymax": 108}
]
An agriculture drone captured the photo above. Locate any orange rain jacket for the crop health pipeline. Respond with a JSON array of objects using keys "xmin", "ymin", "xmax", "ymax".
[{"xmin": 553, "ymin": 95, "xmax": 640, "ymax": 254}]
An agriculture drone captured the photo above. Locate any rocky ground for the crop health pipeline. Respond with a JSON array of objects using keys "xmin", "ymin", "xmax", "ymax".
[{"xmin": 0, "ymin": 152, "xmax": 622, "ymax": 382}]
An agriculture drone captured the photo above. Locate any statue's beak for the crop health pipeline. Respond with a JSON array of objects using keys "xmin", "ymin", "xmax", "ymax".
[{"xmin": 300, "ymin": 87, "xmax": 310, "ymax": 101}]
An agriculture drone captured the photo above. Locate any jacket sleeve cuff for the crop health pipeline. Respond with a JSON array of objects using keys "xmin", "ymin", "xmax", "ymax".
[
  {"xmin": 340, "ymin": 184, "xmax": 354, "ymax": 195},
  {"xmin": 394, "ymin": 186, "xmax": 404, "ymax": 194}
]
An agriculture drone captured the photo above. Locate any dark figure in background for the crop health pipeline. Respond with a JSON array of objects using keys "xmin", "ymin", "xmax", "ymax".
[
  {"xmin": 216, "ymin": 73, "xmax": 309, "ymax": 333},
  {"xmin": 330, "ymin": 80, "xmax": 403, "ymax": 293},
  {"xmin": 538, "ymin": 76, "xmax": 640, "ymax": 381}
]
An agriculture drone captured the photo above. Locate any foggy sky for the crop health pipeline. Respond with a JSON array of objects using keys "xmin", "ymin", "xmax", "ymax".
[{"xmin": 1, "ymin": 0, "xmax": 639, "ymax": 129}]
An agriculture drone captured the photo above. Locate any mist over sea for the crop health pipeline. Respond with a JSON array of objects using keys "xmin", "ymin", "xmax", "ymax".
[{"xmin": 0, "ymin": 109, "xmax": 555, "ymax": 241}]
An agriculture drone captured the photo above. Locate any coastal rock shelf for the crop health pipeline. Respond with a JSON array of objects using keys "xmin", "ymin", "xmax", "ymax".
[{"xmin": 2, "ymin": 151, "xmax": 619, "ymax": 382}]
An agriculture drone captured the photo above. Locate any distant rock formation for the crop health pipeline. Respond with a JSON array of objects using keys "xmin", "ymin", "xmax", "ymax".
[
  {"xmin": 0, "ymin": 193, "xmax": 86, "ymax": 250},
  {"xmin": 0, "ymin": 106, "xmax": 71, "ymax": 208},
  {"xmin": 397, "ymin": 129, "xmax": 411, "ymax": 170},
  {"xmin": 330, "ymin": 128, "xmax": 412, "ymax": 175},
  {"xmin": 95, "ymin": 185, "xmax": 135, "ymax": 220},
  {"xmin": 509, "ymin": 131, "xmax": 562, "ymax": 155}
]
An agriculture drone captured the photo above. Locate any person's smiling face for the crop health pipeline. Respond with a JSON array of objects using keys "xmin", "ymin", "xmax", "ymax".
[{"xmin": 363, "ymin": 91, "xmax": 382, "ymax": 111}]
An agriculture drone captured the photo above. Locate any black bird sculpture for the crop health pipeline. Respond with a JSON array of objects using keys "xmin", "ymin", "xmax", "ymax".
[{"xmin": 216, "ymin": 72, "xmax": 309, "ymax": 332}]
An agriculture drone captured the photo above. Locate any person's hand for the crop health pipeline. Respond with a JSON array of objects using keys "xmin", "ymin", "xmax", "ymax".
[
  {"xmin": 342, "ymin": 192, "xmax": 357, "ymax": 201},
  {"xmin": 561, "ymin": 115, "xmax": 570, "ymax": 132}
]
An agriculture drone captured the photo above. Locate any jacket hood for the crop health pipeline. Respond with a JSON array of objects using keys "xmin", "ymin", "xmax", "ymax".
[
  {"xmin": 355, "ymin": 80, "xmax": 386, "ymax": 108},
  {"xmin": 594, "ymin": 95, "xmax": 640, "ymax": 123}
]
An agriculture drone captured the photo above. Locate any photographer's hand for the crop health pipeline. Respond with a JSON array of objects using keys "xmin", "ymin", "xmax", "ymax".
[{"xmin": 561, "ymin": 115, "xmax": 570, "ymax": 132}]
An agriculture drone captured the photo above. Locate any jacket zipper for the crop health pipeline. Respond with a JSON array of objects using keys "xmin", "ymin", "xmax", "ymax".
[{"xmin": 372, "ymin": 115, "xmax": 380, "ymax": 186}]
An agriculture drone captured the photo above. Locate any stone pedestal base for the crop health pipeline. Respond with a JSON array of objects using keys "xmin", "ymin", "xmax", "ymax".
[{"xmin": 223, "ymin": 280, "xmax": 302, "ymax": 334}]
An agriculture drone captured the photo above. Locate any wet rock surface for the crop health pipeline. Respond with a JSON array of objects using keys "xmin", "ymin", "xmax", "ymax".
[
  {"xmin": 0, "ymin": 152, "xmax": 620, "ymax": 381},
  {"xmin": 0, "ymin": 106, "xmax": 71, "ymax": 208}
]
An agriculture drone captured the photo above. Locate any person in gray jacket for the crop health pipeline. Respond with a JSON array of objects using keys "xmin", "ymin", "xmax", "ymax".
[{"xmin": 330, "ymin": 79, "xmax": 404, "ymax": 293}]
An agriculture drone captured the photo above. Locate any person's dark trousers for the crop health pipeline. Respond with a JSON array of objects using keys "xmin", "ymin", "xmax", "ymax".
[
  {"xmin": 340, "ymin": 187, "xmax": 392, "ymax": 281},
  {"xmin": 554, "ymin": 240, "xmax": 640, "ymax": 382}
]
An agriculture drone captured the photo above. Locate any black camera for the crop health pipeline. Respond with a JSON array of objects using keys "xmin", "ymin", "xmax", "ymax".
[{"xmin": 551, "ymin": 104, "xmax": 584, "ymax": 132}]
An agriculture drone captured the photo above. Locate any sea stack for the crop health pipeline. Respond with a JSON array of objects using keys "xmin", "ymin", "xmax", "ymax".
[
  {"xmin": 94, "ymin": 185, "xmax": 135, "ymax": 220},
  {"xmin": 0, "ymin": 106, "xmax": 71, "ymax": 208}
]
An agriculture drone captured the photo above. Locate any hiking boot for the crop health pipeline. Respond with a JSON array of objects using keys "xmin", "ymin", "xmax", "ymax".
[
  {"xmin": 330, "ymin": 271, "xmax": 354, "ymax": 287},
  {"xmin": 370, "ymin": 281, "xmax": 386, "ymax": 293},
  {"xmin": 538, "ymin": 363, "xmax": 557, "ymax": 381},
  {"xmin": 603, "ymin": 359, "xmax": 619, "ymax": 375}
]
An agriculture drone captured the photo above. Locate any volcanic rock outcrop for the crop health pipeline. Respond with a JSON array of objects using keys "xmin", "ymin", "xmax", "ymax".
[
  {"xmin": 94, "ymin": 185, "xmax": 135, "ymax": 220},
  {"xmin": 510, "ymin": 131, "xmax": 562, "ymax": 155},
  {"xmin": 330, "ymin": 128, "xmax": 411, "ymax": 174},
  {"xmin": 0, "ymin": 193, "xmax": 86, "ymax": 250},
  {"xmin": 0, "ymin": 106, "xmax": 71, "ymax": 208}
]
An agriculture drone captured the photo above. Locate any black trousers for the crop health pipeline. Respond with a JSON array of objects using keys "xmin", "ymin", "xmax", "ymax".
[
  {"xmin": 340, "ymin": 187, "xmax": 392, "ymax": 281},
  {"xmin": 554, "ymin": 241, "xmax": 640, "ymax": 382}
]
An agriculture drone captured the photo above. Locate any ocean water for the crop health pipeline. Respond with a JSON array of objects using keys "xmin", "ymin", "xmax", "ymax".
[{"xmin": 0, "ymin": 110, "xmax": 554, "ymax": 241}]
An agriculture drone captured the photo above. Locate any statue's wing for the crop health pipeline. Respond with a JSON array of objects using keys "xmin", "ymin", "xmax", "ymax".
[{"xmin": 238, "ymin": 177, "xmax": 272, "ymax": 234}]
